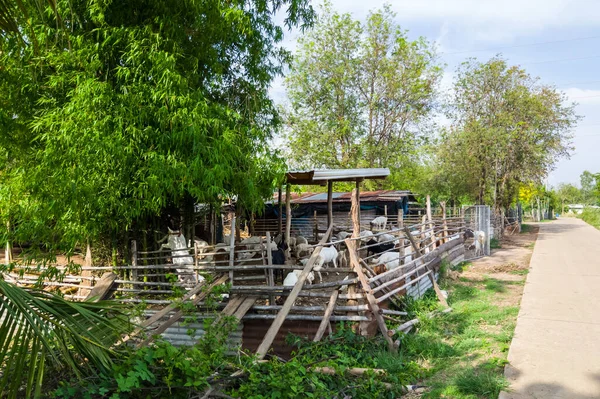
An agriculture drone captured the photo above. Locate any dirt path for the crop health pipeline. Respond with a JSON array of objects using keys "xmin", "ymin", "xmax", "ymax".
[{"xmin": 500, "ymin": 218, "xmax": 600, "ymax": 399}]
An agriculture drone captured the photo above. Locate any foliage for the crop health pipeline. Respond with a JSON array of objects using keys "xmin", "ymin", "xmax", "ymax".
[
  {"xmin": 54, "ymin": 323, "xmax": 411, "ymax": 399},
  {"xmin": 0, "ymin": 280, "xmax": 131, "ymax": 399},
  {"xmin": 0, "ymin": 0, "xmax": 315, "ymax": 259},
  {"xmin": 554, "ymin": 183, "xmax": 582, "ymax": 212},
  {"xmin": 430, "ymin": 57, "xmax": 579, "ymax": 209},
  {"xmin": 579, "ymin": 207, "xmax": 600, "ymax": 230},
  {"xmin": 283, "ymin": 1, "xmax": 442, "ymax": 190},
  {"xmin": 580, "ymin": 170, "xmax": 600, "ymax": 205}
]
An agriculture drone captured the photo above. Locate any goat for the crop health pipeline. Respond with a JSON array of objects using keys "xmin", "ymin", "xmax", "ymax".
[
  {"xmin": 371, "ymin": 251, "xmax": 401, "ymax": 271},
  {"xmin": 359, "ymin": 230, "xmax": 374, "ymax": 242},
  {"xmin": 464, "ymin": 229, "xmax": 486, "ymax": 256},
  {"xmin": 337, "ymin": 248, "xmax": 348, "ymax": 268},
  {"xmin": 296, "ymin": 243, "xmax": 313, "ymax": 258},
  {"xmin": 313, "ymin": 246, "xmax": 338, "ymax": 283},
  {"xmin": 378, "ymin": 233, "xmax": 395, "ymax": 243},
  {"xmin": 337, "ymin": 231, "xmax": 351, "ymax": 240},
  {"xmin": 271, "ymin": 240, "xmax": 288, "ymax": 283},
  {"xmin": 370, "ymin": 216, "xmax": 387, "ymax": 230},
  {"xmin": 365, "ymin": 239, "xmax": 395, "ymax": 257},
  {"xmin": 283, "ymin": 270, "xmax": 314, "ymax": 286}
]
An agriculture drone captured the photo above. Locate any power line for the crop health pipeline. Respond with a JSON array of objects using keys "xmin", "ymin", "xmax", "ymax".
[
  {"xmin": 442, "ymin": 34, "xmax": 600, "ymax": 55},
  {"xmin": 524, "ymin": 54, "xmax": 600, "ymax": 66},
  {"xmin": 556, "ymin": 79, "xmax": 600, "ymax": 87}
]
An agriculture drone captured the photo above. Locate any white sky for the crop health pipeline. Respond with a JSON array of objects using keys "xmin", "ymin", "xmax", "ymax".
[{"xmin": 270, "ymin": 0, "xmax": 600, "ymax": 187}]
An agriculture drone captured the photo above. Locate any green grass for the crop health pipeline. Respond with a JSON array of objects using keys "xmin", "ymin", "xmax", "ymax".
[
  {"xmin": 579, "ymin": 208, "xmax": 600, "ymax": 230},
  {"xmin": 393, "ymin": 267, "xmax": 523, "ymax": 399}
]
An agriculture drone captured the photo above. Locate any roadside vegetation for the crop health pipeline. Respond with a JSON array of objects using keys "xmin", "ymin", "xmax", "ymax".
[
  {"xmin": 49, "ymin": 261, "xmax": 526, "ymax": 399},
  {"xmin": 579, "ymin": 208, "xmax": 600, "ymax": 229}
]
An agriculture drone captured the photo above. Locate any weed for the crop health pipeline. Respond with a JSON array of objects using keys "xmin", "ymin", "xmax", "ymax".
[
  {"xmin": 510, "ymin": 269, "xmax": 529, "ymax": 275},
  {"xmin": 453, "ymin": 366, "xmax": 510, "ymax": 398},
  {"xmin": 520, "ymin": 224, "xmax": 532, "ymax": 233},
  {"xmin": 490, "ymin": 238, "xmax": 501, "ymax": 249},
  {"xmin": 484, "ymin": 278, "xmax": 506, "ymax": 293}
]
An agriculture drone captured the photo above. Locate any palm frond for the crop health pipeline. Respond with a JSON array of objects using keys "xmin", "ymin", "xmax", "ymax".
[{"xmin": 0, "ymin": 279, "xmax": 132, "ymax": 399}]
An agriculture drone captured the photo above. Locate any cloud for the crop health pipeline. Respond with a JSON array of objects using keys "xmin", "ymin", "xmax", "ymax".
[
  {"xmin": 329, "ymin": 0, "xmax": 600, "ymax": 43},
  {"xmin": 563, "ymin": 88, "xmax": 600, "ymax": 105}
]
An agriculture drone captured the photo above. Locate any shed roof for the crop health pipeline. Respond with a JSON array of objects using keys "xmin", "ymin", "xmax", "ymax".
[
  {"xmin": 286, "ymin": 168, "xmax": 390, "ymax": 185},
  {"xmin": 270, "ymin": 190, "xmax": 414, "ymax": 204}
]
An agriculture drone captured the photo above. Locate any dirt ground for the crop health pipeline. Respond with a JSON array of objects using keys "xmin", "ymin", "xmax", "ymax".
[{"xmin": 459, "ymin": 226, "xmax": 539, "ymax": 306}]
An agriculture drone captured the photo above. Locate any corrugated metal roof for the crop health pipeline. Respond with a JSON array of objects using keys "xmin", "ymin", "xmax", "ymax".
[
  {"xmin": 286, "ymin": 168, "xmax": 390, "ymax": 185},
  {"xmin": 272, "ymin": 190, "xmax": 414, "ymax": 204}
]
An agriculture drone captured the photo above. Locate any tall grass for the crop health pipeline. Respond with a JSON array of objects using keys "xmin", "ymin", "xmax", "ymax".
[{"xmin": 579, "ymin": 208, "xmax": 600, "ymax": 230}]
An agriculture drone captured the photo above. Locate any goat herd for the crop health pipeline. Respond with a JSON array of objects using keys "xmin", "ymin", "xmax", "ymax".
[{"xmin": 167, "ymin": 216, "xmax": 486, "ymax": 289}]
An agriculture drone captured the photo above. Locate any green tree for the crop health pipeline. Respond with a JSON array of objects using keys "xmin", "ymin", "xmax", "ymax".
[
  {"xmin": 580, "ymin": 170, "xmax": 600, "ymax": 205},
  {"xmin": 555, "ymin": 183, "xmax": 582, "ymax": 213},
  {"xmin": 0, "ymin": 0, "xmax": 314, "ymax": 257},
  {"xmin": 283, "ymin": 2, "xmax": 442, "ymax": 189},
  {"xmin": 432, "ymin": 57, "xmax": 579, "ymax": 210}
]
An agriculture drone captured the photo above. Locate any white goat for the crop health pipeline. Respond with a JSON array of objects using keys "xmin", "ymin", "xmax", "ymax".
[
  {"xmin": 337, "ymin": 231, "xmax": 351, "ymax": 240},
  {"xmin": 473, "ymin": 230, "xmax": 486, "ymax": 257},
  {"xmin": 283, "ymin": 270, "xmax": 314, "ymax": 286},
  {"xmin": 371, "ymin": 251, "xmax": 401, "ymax": 271},
  {"xmin": 313, "ymin": 246, "xmax": 338, "ymax": 283},
  {"xmin": 296, "ymin": 243, "xmax": 313, "ymax": 258},
  {"xmin": 238, "ymin": 236, "xmax": 262, "ymax": 260},
  {"xmin": 337, "ymin": 248, "xmax": 348, "ymax": 268},
  {"xmin": 378, "ymin": 233, "xmax": 395, "ymax": 244},
  {"xmin": 370, "ymin": 216, "xmax": 388, "ymax": 230},
  {"xmin": 296, "ymin": 236, "xmax": 308, "ymax": 246},
  {"xmin": 359, "ymin": 230, "xmax": 374, "ymax": 242}
]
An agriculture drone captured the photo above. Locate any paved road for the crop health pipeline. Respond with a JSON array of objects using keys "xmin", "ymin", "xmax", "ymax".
[{"xmin": 500, "ymin": 218, "xmax": 600, "ymax": 399}]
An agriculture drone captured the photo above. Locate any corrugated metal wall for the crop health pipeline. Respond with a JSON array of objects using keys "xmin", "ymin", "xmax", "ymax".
[{"xmin": 144, "ymin": 311, "xmax": 243, "ymax": 350}]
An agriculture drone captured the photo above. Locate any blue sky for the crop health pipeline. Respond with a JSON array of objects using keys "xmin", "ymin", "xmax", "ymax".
[{"xmin": 271, "ymin": 0, "xmax": 600, "ymax": 187}]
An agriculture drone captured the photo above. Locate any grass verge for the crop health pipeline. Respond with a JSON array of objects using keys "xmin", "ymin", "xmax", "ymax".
[{"xmin": 393, "ymin": 265, "xmax": 523, "ymax": 398}]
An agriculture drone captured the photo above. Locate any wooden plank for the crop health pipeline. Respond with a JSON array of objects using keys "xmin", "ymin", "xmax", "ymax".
[
  {"xmin": 232, "ymin": 296, "xmax": 258, "ymax": 320},
  {"xmin": 136, "ymin": 274, "xmax": 229, "ymax": 348},
  {"xmin": 255, "ymin": 224, "xmax": 334, "ymax": 360},
  {"xmin": 425, "ymin": 264, "xmax": 449, "ymax": 308},
  {"xmin": 403, "ymin": 226, "xmax": 423, "ymax": 257},
  {"xmin": 345, "ymin": 239, "xmax": 396, "ymax": 351},
  {"xmin": 85, "ymin": 272, "xmax": 118, "ymax": 302},
  {"xmin": 221, "ymin": 295, "xmax": 246, "ymax": 316},
  {"xmin": 313, "ymin": 289, "xmax": 339, "ymax": 342},
  {"xmin": 388, "ymin": 319, "xmax": 419, "ymax": 337}
]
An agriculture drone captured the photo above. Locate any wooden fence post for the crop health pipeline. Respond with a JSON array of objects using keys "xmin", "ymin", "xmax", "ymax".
[
  {"xmin": 426, "ymin": 195, "xmax": 435, "ymax": 249},
  {"xmin": 5, "ymin": 220, "xmax": 12, "ymax": 265},
  {"xmin": 266, "ymin": 232, "xmax": 275, "ymax": 306},
  {"xmin": 229, "ymin": 216, "xmax": 236, "ymax": 286},
  {"xmin": 131, "ymin": 240, "xmax": 138, "ymax": 283},
  {"xmin": 285, "ymin": 184, "xmax": 292, "ymax": 260},
  {"xmin": 77, "ymin": 242, "xmax": 93, "ymax": 298},
  {"xmin": 440, "ymin": 201, "xmax": 448, "ymax": 243},
  {"xmin": 398, "ymin": 209, "xmax": 403, "ymax": 229},
  {"xmin": 313, "ymin": 210, "xmax": 318, "ymax": 242}
]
